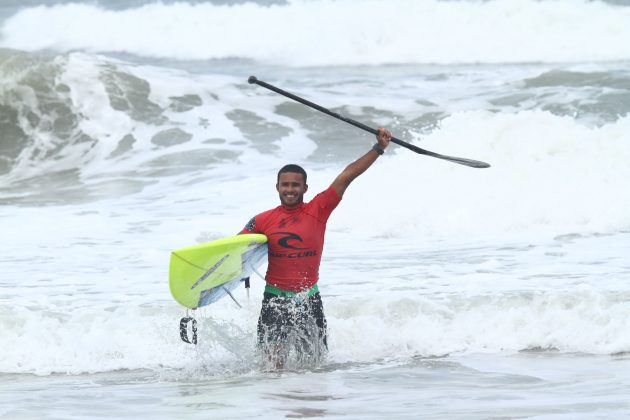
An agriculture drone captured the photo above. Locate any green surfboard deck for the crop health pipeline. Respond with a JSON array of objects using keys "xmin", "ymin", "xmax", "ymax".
[{"xmin": 169, "ymin": 234, "xmax": 267, "ymax": 309}]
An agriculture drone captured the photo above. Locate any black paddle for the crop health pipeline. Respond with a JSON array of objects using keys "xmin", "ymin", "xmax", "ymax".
[{"xmin": 248, "ymin": 76, "xmax": 490, "ymax": 169}]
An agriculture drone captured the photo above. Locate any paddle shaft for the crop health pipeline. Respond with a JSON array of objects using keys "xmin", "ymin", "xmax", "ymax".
[{"xmin": 248, "ymin": 76, "xmax": 490, "ymax": 169}]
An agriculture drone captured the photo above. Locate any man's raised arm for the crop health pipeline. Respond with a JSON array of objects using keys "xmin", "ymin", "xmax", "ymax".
[{"xmin": 331, "ymin": 127, "xmax": 392, "ymax": 198}]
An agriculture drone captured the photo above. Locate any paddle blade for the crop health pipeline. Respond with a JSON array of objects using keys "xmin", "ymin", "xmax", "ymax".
[
  {"xmin": 436, "ymin": 154, "xmax": 491, "ymax": 168},
  {"xmin": 391, "ymin": 137, "xmax": 490, "ymax": 168}
]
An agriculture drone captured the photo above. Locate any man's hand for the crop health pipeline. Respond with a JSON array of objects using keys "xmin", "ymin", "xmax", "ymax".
[{"xmin": 376, "ymin": 127, "xmax": 392, "ymax": 149}]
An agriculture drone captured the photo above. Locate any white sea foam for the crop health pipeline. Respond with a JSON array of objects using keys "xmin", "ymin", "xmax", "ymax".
[
  {"xmin": 328, "ymin": 287, "xmax": 630, "ymax": 362},
  {"xmin": 1, "ymin": 0, "xmax": 630, "ymax": 65},
  {"xmin": 0, "ymin": 304, "xmax": 187, "ymax": 375},
  {"xmin": 3, "ymin": 52, "xmax": 629, "ymax": 238},
  {"xmin": 1, "ymin": 4, "xmax": 630, "ymax": 380},
  {"xmin": 3, "ymin": 282, "xmax": 629, "ymax": 375},
  {"xmin": 331, "ymin": 111, "xmax": 630, "ymax": 239}
]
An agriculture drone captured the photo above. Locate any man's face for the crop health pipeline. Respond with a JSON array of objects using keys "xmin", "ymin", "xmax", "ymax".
[{"xmin": 276, "ymin": 172, "xmax": 308, "ymax": 207}]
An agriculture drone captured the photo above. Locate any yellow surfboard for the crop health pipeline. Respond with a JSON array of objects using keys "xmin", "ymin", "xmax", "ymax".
[{"xmin": 169, "ymin": 234, "xmax": 267, "ymax": 309}]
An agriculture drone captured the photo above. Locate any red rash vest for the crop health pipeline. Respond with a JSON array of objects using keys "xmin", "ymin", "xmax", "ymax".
[{"xmin": 241, "ymin": 185, "xmax": 341, "ymax": 292}]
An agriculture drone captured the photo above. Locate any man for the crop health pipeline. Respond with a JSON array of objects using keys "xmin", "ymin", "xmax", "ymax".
[{"xmin": 241, "ymin": 127, "xmax": 392, "ymax": 367}]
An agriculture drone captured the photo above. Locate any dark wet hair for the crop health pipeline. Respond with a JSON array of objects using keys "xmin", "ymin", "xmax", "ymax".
[{"xmin": 277, "ymin": 164, "xmax": 307, "ymax": 184}]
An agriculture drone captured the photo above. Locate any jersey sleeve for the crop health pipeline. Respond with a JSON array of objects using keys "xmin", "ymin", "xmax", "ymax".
[
  {"xmin": 240, "ymin": 216, "xmax": 259, "ymax": 234},
  {"xmin": 312, "ymin": 185, "xmax": 342, "ymax": 221},
  {"xmin": 241, "ymin": 207, "xmax": 275, "ymax": 234}
]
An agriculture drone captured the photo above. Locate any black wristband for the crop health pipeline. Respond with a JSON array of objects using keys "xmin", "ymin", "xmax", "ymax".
[{"xmin": 372, "ymin": 144, "xmax": 385, "ymax": 155}]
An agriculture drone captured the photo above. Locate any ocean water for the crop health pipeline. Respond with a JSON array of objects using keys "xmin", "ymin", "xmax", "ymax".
[{"xmin": 2, "ymin": 0, "xmax": 630, "ymax": 418}]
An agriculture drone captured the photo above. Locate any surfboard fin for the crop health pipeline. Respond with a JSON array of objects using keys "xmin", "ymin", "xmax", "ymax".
[
  {"xmin": 242, "ymin": 277, "xmax": 250, "ymax": 300},
  {"xmin": 251, "ymin": 265, "xmax": 265, "ymax": 281},
  {"xmin": 222, "ymin": 285, "xmax": 242, "ymax": 308}
]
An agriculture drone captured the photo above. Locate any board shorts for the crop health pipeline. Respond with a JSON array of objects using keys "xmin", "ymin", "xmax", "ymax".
[{"xmin": 257, "ymin": 288, "xmax": 328, "ymax": 357}]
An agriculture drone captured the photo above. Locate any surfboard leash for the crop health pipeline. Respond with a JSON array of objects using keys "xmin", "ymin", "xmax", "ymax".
[{"xmin": 180, "ymin": 311, "xmax": 198, "ymax": 345}]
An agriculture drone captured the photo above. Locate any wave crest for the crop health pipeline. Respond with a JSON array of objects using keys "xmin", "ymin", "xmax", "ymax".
[{"xmin": 2, "ymin": 0, "xmax": 630, "ymax": 65}]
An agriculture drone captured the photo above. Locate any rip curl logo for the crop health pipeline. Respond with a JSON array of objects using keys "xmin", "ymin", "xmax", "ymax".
[
  {"xmin": 269, "ymin": 232, "xmax": 317, "ymax": 259},
  {"xmin": 270, "ymin": 232, "xmax": 306, "ymax": 250}
]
